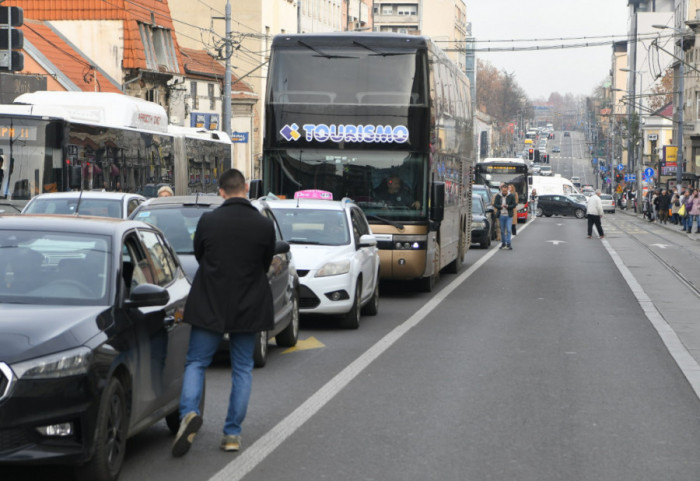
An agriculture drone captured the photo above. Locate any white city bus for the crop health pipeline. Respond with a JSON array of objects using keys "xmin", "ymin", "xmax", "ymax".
[{"xmin": 0, "ymin": 91, "xmax": 231, "ymax": 207}]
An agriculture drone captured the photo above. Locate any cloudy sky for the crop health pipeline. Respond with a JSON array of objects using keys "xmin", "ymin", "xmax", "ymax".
[{"xmin": 468, "ymin": 0, "xmax": 631, "ymax": 100}]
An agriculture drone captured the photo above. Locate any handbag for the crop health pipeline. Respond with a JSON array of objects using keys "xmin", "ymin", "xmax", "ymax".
[{"xmin": 678, "ymin": 203, "xmax": 687, "ymax": 217}]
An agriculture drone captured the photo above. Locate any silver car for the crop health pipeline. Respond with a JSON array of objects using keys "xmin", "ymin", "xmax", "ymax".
[
  {"xmin": 22, "ymin": 191, "xmax": 146, "ymax": 219},
  {"xmin": 600, "ymin": 194, "xmax": 616, "ymax": 213}
]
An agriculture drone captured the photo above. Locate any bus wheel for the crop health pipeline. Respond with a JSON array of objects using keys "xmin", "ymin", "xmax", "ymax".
[{"xmin": 445, "ymin": 232, "xmax": 464, "ymax": 274}]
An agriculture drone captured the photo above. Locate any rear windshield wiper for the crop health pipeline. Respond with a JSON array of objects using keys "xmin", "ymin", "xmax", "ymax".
[
  {"xmin": 297, "ymin": 40, "xmax": 356, "ymax": 59},
  {"xmin": 366, "ymin": 215, "xmax": 404, "ymax": 230}
]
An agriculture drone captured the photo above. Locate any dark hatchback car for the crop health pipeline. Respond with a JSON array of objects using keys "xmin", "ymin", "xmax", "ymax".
[
  {"xmin": 472, "ymin": 184, "xmax": 497, "ymax": 240},
  {"xmin": 0, "ymin": 215, "xmax": 191, "ymax": 481},
  {"xmin": 471, "ymin": 194, "xmax": 493, "ymax": 248},
  {"xmin": 536, "ymin": 194, "xmax": 586, "ymax": 219},
  {"xmin": 130, "ymin": 195, "xmax": 299, "ymax": 367}
]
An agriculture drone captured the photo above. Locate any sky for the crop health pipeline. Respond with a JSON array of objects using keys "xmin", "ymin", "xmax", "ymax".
[{"xmin": 468, "ymin": 0, "xmax": 631, "ymax": 100}]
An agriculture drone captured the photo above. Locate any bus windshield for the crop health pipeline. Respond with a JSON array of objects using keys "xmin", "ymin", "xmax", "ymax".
[
  {"xmin": 268, "ymin": 47, "xmax": 426, "ymax": 106},
  {"xmin": 0, "ymin": 117, "xmax": 62, "ymax": 200},
  {"xmin": 263, "ymin": 149, "xmax": 427, "ymax": 221}
]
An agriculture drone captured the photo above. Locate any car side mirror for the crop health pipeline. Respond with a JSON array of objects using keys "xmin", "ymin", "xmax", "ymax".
[
  {"xmin": 249, "ymin": 179, "xmax": 263, "ymax": 199},
  {"xmin": 125, "ymin": 283, "xmax": 170, "ymax": 308},
  {"xmin": 358, "ymin": 234, "xmax": 377, "ymax": 248},
  {"xmin": 485, "ymin": 206, "xmax": 494, "ymax": 213},
  {"xmin": 430, "ymin": 181, "xmax": 445, "ymax": 223},
  {"xmin": 274, "ymin": 240, "xmax": 290, "ymax": 255}
]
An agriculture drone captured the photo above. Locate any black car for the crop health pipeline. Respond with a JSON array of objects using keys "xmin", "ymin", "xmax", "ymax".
[
  {"xmin": 130, "ymin": 195, "xmax": 299, "ymax": 367},
  {"xmin": 0, "ymin": 215, "xmax": 191, "ymax": 481},
  {"xmin": 536, "ymin": 194, "xmax": 586, "ymax": 219},
  {"xmin": 472, "ymin": 184, "xmax": 497, "ymax": 240},
  {"xmin": 471, "ymin": 194, "xmax": 493, "ymax": 248}
]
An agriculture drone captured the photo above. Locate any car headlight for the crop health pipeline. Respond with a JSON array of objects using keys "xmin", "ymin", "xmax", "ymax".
[
  {"xmin": 471, "ymin": 220, "xmax": 486, "ymax": 230},
  {"xmin": 12, "ymin": 346, "xmax": 91, "ymax": 379},
  {"xmin": 315, "ymin": 260, "xmax": 351, "ymax": 277}
]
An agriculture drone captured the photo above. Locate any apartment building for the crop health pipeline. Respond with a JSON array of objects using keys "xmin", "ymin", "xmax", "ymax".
[{"xmin": 373, "ymin": 0, "xmax": 468, "ymax": 68}]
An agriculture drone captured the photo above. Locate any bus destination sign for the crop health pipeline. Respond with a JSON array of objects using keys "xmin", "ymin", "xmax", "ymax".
[{"xmin": 0, "ymin": 126, "xmax": 38, "ymax": 141}]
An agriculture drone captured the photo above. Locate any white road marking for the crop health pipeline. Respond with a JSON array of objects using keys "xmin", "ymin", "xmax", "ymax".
[
  {"xmin": 207, "ymin": 223, "xmax": 532, "ymax": 481},
  {"xmin": 546, "ymin": 240, "xmax": 567, "ymax": 245}
]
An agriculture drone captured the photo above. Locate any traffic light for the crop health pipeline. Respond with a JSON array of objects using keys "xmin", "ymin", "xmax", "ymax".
[
  {"xmin": 528, "ymin": 148, "xmax": 534, "ymax": 160},
  {"xmin": 0, "ymin": 6, "xmax": 23, "ymax": 72}
]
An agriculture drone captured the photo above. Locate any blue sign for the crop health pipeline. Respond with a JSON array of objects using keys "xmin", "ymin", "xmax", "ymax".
[
  {"xmin": 625, "ymin": 174, "xmax": 636, "ymax": 182},
  {"xmin": 592, "ymin": 157, "xmax": 598, "ymax": 164},
  {"xmin": 618, "ymin": 164, "xmax": 625, "ymax": 171},
  {"xmin": 600, "ymin": 165, "xmax": 607, "ymax": 172},
  {"xmin": 231, "ymin": 132, "xmax": 249, "ymax": 143},
  {"xmin": 644, "ymin": 167, "xmax": 655, "ymax": 178}
]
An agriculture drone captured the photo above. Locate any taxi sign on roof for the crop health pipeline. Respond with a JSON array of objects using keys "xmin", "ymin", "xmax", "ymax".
[{"xmin": 294, "ymin": 189, "xmax": 333, "ymax": 200}]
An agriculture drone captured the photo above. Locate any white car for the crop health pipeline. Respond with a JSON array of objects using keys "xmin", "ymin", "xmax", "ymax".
[
  {"xmin": 540, "ymin": 165, "xmax": 553, "ymax": 176},
  {"xmin": 22, "ymin": 191, "xmax": 146, "ymax": 218},
  {"xmin": 600, "ymin": 193, "xmax": 616, "ymax": 213},
  {"xmin": 269, "ymin": 197, "xmax": 380, "ymax": 329},
  {"xmin": 568, "ymin": 193, "xmax": 588, "ymax": 205}
]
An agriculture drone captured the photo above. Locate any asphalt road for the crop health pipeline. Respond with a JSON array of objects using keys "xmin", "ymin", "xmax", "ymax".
[{"xmin": 4, "ymin": 131, "xmax": 700, "ymax": 481}]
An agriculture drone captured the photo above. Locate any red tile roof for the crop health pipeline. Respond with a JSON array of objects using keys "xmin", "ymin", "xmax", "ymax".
[
  {"xmin": 180, "ymin": 47, "xmax": 255, "ymax": 98},
  {"xmin": 22, "ymin": 19, "xmax": 122, "ymax": 93},
  {"xmin": 5, "ymin": 0, "xmax": 183, "ymax": 72}
]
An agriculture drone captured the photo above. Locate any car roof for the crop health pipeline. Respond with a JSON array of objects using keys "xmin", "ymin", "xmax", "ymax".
[
  {"xmin": 28, "ymin": 191, "xmax": 145, "ymax": 201},
  {"xmin": 265, "ymin": 198, "xmax": 351, "ymax": 212},
  {"xmin": 139, "ymin": 195, "xmax": 224, "ymax": 207},
  {"xmin": 2, "ymin": 213, "xmax": 151, "ymax": 236}
]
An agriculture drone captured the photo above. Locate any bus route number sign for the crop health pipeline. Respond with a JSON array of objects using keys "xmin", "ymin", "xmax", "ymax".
[{"xmin": 0, "ymin": 126, "xmax": 37, "ymax": 141}]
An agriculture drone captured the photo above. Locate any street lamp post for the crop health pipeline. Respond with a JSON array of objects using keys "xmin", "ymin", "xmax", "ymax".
[{"xmin": 653, "ymin": 23, "xmax": 688, "ymax": 189}]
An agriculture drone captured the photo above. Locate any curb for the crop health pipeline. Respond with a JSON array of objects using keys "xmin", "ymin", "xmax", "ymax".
[{"xmin": 617, "ymin": 208, "xmax": 700, "ymax": 240}]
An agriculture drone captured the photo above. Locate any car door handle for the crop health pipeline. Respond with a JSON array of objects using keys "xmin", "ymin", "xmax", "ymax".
[{"xmin": 164, "ymin": 315, "xmax": 176, "ymax": 328}]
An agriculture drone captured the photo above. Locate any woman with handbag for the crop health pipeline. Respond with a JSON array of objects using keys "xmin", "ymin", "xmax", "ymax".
[{"xmin": 688, "ymin": 190, "xmax": 700, "ymax": 233}]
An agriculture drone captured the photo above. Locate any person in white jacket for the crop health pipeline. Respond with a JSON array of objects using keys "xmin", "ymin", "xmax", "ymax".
[{"xmin": 586, "ymin": 190, "xmax": 605, "ymax": 239}]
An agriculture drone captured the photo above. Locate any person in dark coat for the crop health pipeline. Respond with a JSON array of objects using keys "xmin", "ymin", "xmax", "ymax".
[
  {"xmin": 656, "ymin": 189, "xmax": 671, "ymax": 224},
  {"xmin": 172, "ymin": 168, "xmax": 276, "ymax": 457}
]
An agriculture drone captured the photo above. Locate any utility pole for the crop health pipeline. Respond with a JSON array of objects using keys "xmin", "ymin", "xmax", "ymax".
[{"xmin": 222, "ymin": 0, "xmax": 232, "ymax": 137}]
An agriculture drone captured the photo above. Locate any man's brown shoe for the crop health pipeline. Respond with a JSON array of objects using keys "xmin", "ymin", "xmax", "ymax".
[{"xmin": 172, "ymin": 412, "xmax": 202, "ymax": 457}]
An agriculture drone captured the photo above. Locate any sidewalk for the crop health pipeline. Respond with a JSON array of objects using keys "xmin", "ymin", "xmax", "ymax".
[{"xmin": 617, "ymin": 206, "xmax": 700, "ymax": 241}]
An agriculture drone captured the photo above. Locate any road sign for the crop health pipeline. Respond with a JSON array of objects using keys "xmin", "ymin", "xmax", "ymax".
[
  {"xmin": 644, "ymin": 167, "xmax": 655, "ymax": 178},
  {"xmin": 592, "ymin": 157, "xmax": 598, "ymax": 164},
  {"xmin": 625, "ymin": 174, "xmax": 636, "ymax": 182},
  {"xmin": 618, "ymin": 164, "xmax": 625, "ymax": 171}
]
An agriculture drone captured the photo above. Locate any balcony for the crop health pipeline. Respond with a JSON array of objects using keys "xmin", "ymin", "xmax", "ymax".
[{"xmin": 374, "ymin": 14, "xmax": 419, "ymax": 25}]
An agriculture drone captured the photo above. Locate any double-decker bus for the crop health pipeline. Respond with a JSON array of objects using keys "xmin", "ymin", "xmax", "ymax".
[
  {"xmin": 261, "ymin": 33, "xmax": 474, "ymax": 290},
  {"xmin": 474, "ymin": 158, "xmax": 529, "ymax": 222},
  {"xmin": 0, "ymin": 91, "xmax": 231, "ymax": 206}
]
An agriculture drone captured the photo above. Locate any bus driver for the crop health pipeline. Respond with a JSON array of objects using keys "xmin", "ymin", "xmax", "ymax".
[{"xmin": 374, "ymin": 175, "xmax": 420, "ymax": 209}]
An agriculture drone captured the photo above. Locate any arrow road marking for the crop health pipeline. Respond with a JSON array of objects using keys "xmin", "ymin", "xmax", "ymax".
[
  {"xmin": 546, "ymin": 240, "xmax": 567, "ymax": 245},
  {"xmin": 650, "ymin": 243, "xmax": 670, "ymax": 249}
]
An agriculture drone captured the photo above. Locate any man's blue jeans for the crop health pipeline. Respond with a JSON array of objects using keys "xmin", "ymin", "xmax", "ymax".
[
  {"xmin": 499, "ymin": 215, "xmax": 512, "ymax": 246},
  {"xmin": 179, "ymin": 326, "xmax": 256, "ymax": 435}
]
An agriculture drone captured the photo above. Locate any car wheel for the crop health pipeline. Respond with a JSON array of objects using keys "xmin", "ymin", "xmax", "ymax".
[
  {"xmin": 275, "ymin": 293, "xmax": 299, "ymax": 347},
  {"xmin": 75, "ymin": 377, "xmax": 128, "ymax": 481},
  {"xmin": 165, "ymin": 378, "xmax": 206, "ymax": 435},
  {"xmin": 480, "ymin": 233, "xmax": 490, "ymax": 249},
  {"xmin": 536, "ymin": 207, "xmax": 543, "ymax": 217},
  {"xmin": 361, "ymin": 280, "xmax": 379, "ymax": 316},
  {"xmin": 574, "ymin": 208, "xmax": 585, "ymax": 219},
  {"xmin": 253, "ymin": 330, "xmax": 268, "ymax": 368},
  {"xmin": 340, "ymin": 279, "xmax": 361, "ymax": 329}
]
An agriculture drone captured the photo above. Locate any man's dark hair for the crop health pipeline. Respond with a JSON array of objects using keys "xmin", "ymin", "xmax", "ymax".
[{"xmin": 219, "ymin": 168, "xmax": 246, "ymax": 195}]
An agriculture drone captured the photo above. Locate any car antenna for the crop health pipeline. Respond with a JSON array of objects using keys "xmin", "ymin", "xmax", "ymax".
[{"xmin": 75, "ymin": 186, "xmax": 84, "ymax": 216}]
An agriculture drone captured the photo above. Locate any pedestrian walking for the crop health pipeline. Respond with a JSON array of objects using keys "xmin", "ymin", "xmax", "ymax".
[
  {"xmin": 688, "ymin": 189, "xmax": 700, "ymax": 233},
  {"xmin": 172, "ymin": 168, "xmax": 277, "ymax": 457},
  {"xmin": 586, "ymin": 189, "xmax": 605, "ymax": 239},
  {"xmin": 493, "ymin": 183, "xmax": 516, "ymax": 250},
  {"xmin": 671, "ymin": 191, "xmax": 681, "ymax": 225},
  {"xmin": 657, "ymin": 189, "xmax": 671, "ymax": 224},
  {"xmin": 682, "ymin": 189, "xmax": 694, "ymax": 232},
  {"xmin": 529, "ymin": 188, "xmax": 538, "ymax": 218}
]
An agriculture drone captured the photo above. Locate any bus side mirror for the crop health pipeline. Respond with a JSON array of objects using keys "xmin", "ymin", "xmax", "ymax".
[
  {"xmin": 249, "ymin": 179, "xmax": 263, "ymax": 199},
  {"xmin": 69, "ymin": 165, "xmax": 82, "ymax": 190},
  {"xmin": 430, "ymin": 181, "xmax": 445, "ymax": 223}
]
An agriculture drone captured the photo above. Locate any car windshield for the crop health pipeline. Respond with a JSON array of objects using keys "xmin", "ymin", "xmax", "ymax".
[
  {"xmin": 0, "ymin": 230, "xmax": 111, "ymax": 305},
  {"xmin": 133, "ymin": 205, "xmax": 210, "ymax": 254},
  {"xmin": 473, "ymin": 188, "xmax": 490, "ymax": 206},
  {"xmin": 24, "ymin": 198, "xmax": 123, "ymax": 218},
  {"xmin": 272, "ymin": 208, "xmax": 350, "ymax": 246},
  {"xmin": 471, "ymin": 198, "xmax": 484, "ymax": 215}
]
